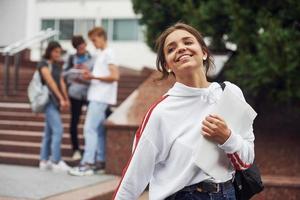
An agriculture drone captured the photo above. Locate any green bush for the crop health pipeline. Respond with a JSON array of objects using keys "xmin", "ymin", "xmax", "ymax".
[
  {"xmin": 132, "ymin": 0, "xmax": 300, "ymax": 106},
  {"xmin": 224, "ymin": 1, "xmax": 300, "ymax": 106}
]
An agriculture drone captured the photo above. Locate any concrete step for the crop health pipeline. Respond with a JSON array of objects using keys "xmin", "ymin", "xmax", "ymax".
[
  {"xmin": 0, "ymin": 79, "xmax": 143, "ymax": 89},
  {"xmin": 0, "ymin": 74, "xmax": 145, "ymax": 82},
  {"xmin": 0, "ymin": 92, "xmax": 134, "ymax": 103},
  {"xmin": 0, "ymin": 120, "xmax": 83, "ymax": 133},
  {"xmin": 252, "ymin": 175, "xmax": 300, "ymax": 200},
  {"xmin": 0, "ymin": 94, "xmax": 127, "ymax": 105},
  {"xmin": 0, "ymin": 111, "xmax": 85, "ymax": 123},
  {"xmin": 0, "ymin": 152, "xmax": 78, "ymax": 167},
  {"xmin": 0, "ymin": 96, "xmax": 29, "ymax": 103},
  {"xmin": 0, "ymin": 102, "xmax": 39, "ymax": 112},
  {"xmin": 0, "ymin": 86, "xmax": 139, "ymax": 98},
  {"xmin": 0, "ymin": 102, "xmax": 88, "ymax": 114},
  {"xmin": 0, "ymin": 87, "xmax": 137, "ymax": 96},
  {"xmin": 0, "ymin": 140, "xmax": 83, "ymax": 156},
  {"xmin": 0, "ymin": 130, "xmax": 84, "ymax": 144}
]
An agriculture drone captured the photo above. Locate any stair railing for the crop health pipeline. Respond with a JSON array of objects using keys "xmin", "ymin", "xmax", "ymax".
[{"xmin": 0, "ymin": 29, "xmax": 59, "ymax": 96}]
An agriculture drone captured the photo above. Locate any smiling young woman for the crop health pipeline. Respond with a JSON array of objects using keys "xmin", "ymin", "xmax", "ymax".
[
  {"xmin": 156, "ymin": 23, "xmax": 213, "ymax": 83},
  {"xmin": 113, "ymin": 23, "xmax": 255, "ymax": 200}
]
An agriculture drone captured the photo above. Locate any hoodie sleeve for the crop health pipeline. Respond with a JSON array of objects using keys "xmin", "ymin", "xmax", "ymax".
[
  {"xmin": 113, "ymin": 104, "xmax": 163, "ymax": 200},
  {"xmin": 218, "ymin": 82, "xmax": 255, "ymax": 170}
]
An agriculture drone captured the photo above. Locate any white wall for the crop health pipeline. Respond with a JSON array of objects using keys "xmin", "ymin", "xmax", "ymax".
[
  {"xmin": 0, "ymin": 0, "xmax": 31, "ymax": 46},
  {"xmin": 30, "ymin": 0, "xmax": 156, "ymax": 69},
  {"xmin": 26, "ymin": 0, "xmax": 38, "ymax": 39},
  {"xmin": 109, "ymin": 42, "xmax": 156, "ymax": 69},
  {"xmin": 36, "ymin": 0, "xmax": 136, "ymax": 20}
]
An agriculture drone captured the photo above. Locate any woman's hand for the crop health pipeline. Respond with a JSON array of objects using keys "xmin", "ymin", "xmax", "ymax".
[
  {"xmin": 65, "ymin": 99, "xmax": 70, "ymax": 108},
  {"xmin": 59, "ymin": 99, "xmax": 69, "ymax": 111},
  {"xmin": 82, "ymin": 69, "xmax": 93, "ymax": 80},
  {"xmin": 201, "ymin": 114, "xmax": 231, "ymax": 145}
]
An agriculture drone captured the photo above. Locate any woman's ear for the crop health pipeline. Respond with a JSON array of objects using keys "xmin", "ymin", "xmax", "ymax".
[
  {"xmin": 165, "ymin": 64, "xmax": 172, "ymax": 73},
  {"xmin": 203, "ymin": 51, "xmax": 208, "ymax": 61}
]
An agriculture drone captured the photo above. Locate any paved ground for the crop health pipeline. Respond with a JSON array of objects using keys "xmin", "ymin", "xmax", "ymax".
[{"xmin": 0, "ymin": 164, "xmax": 114, "ymax": 199}]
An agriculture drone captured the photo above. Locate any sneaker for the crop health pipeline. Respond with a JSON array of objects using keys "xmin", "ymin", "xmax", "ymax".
[
  {"xmin": 72, "ymin": 150, "xmax": 82, "ymax": 160},
  {"xmin": 94, "ymin": 161, "xmax": 105, "ymax": 174},
  {"xmin": 39, "ymin": 160, "xmax": 52, "ymax": 170},
  {"xmin": 68, "ymin": 164, "xmax": 95, "ymax": 176},
  {"xmin": 51, "ymin": 160, "xmax": 71, "ymax": 172}
]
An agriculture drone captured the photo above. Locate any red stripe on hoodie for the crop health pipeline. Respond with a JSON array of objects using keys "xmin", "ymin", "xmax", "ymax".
[
  {"xmin": 228, "ymin": 153, "xmax": 251, "ymax": 170},
  {"xmin": 233, "ymin": 152, "xmax": 251, "ymax": 169},
  {"xmin": 112, "ymin": 95, "xmax": 168, "ymax": 200},
  {"xmin": 228, "ymin": 154, "xmax": 242, "ymax": 170}
]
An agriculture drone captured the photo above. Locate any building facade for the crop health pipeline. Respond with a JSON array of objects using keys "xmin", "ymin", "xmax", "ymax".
[{"xmin": 0, "ymin": 0, "xmax": 156, "ymax": 69}]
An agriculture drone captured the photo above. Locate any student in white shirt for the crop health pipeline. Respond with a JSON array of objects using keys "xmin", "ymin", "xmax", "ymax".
[
  {"xmin": 69, "ymin": 27, "xmax": 119, "ymax": 176},
  {"xmin": 113, "ymin": 23, "xmax": 254, "ymax": 200}
]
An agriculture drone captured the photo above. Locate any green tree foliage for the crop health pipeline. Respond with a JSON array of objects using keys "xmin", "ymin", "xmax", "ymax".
[
  {"xmin": 224, "ymin": 1, "xmax": 300, "ymax": 106},
  {"xmin": 132, "ymin": 0, "xmax": 300, "ymax": 105},
  {"xmin": 132, "ymin": 0, "xmax": 188, "ymax": 49}
]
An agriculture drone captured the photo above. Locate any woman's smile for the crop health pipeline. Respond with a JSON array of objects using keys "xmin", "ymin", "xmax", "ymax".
[{"xmin": 175, "ymin": 53, "xmax": 193, "ymax": 62}]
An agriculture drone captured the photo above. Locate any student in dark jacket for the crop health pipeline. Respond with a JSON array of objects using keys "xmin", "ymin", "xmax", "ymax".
[{"xmin": 63, "ymin": 35, "xmax": 94, "ymax": 160}]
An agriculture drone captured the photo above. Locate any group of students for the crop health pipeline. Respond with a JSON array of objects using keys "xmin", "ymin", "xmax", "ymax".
[{"xmin": 38, "ymin": 27, "xmax": 119, "ymax": 176}]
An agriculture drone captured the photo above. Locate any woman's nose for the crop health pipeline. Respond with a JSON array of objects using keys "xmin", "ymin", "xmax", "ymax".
[{"xmin": 177, "ymin": 45, "xmax": 187, "ymax": 53}]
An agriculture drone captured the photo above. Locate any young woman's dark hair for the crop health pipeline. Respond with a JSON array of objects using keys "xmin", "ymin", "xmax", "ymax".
[
  {"xmin": 71, "ymin": 35, "xmax": 85, "ymax": 49},
  {"xmin": 155, "ymin": 22, "xmax": 214, "ymax": 80},
  {"xmin": 43, "ymin": 41, "xmax": 62, "ymax": 60}
]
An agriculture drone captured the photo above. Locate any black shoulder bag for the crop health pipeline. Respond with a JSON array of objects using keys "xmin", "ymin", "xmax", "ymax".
[{"xmin": 219, "ymin": 82, "xmax": 264, "ymax": 200}]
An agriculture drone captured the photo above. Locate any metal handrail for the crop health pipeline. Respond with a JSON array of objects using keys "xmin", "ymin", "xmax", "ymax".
[
  {"xmin": 1, "ymin": 29, "xmax": 59, "ymax": 96},
  {"xmin": 0, "ymin": 29, "xmax": 58, "ymax": 55}
]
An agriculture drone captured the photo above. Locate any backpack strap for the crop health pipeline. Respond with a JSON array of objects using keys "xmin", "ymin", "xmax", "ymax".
[
  {"xmin": 66, "ymin": 54, "xmax": 74, "ymax": 71},
  {"xmin": 38, "ymin": 60, "xmax": 52, "ymax": 85},
  {"xmin": 219, "ymin": 82, "xmax": 226, "ymax": 91}
]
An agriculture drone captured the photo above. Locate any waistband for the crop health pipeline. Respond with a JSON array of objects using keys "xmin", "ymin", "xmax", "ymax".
[
  {"xmin": 166, "ymin": 179, "xmax": 233, "ymax": 200},
  {"xmin": 181, "ymin": 179, "xmax": 233, "ymax": 193}
]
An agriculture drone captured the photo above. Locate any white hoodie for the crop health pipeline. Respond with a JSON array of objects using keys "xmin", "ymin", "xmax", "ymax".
[{"xmin": 113, "ymin": 81, "xmax": 255, "ymax": 200}]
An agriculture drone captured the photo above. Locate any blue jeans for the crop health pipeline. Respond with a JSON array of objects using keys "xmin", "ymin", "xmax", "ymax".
[
  {"xmin": 81, "ymin": 101, "xmax": 108, "ymax": 164},
  {"xmin": 40, "ymin": 101, "xmax": 63, "ymax": 163},
  {"xmin": 170, "ymin": 184, "xmax": 236, "ymax": 200}
]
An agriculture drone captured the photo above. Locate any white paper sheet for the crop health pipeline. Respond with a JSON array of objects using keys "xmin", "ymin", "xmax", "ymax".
[{"xmin": 192, "ymin": 86, "xmax": 257, "ymax": 181}]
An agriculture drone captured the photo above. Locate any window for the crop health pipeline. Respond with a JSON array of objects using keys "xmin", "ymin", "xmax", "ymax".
[
  {"xmin": 59, "ymin": 20, "xmax": 74, "ymax": 40},
  {"xmin": 41, "ymin": 19, "xmax": 95, "ymax": 40},
  {"xmin": 41, "ymin": 19, "xmax": 58, "ymax": 40},
  {"xmin": 113, "ymin": 19, "xmax": 139, "ymax": 41},
  {"xmin": 41, "ymin": 19, "xmax": 55, "ymax": 30},
  {"xmin": 101, "ymin": 18, "xmax": 141, "ymax": 41},
  {"xmin": 41, "ymin": 18, "xmax": 142, "ymax": 41},
  {"xmin": 102, "ymin": 19, "xmax": 109, "ymax": 32}
]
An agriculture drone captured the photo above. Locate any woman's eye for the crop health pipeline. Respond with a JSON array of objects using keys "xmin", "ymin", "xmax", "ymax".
[
  {"xmin": 167, "ymin": 47, "xmax": 175, "ymax": 53},
  {"xmin": 185, "ymin": 41, "xmax": 193, "ymax": 45}
]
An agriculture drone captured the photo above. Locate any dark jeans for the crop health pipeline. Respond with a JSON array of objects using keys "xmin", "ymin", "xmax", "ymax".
[
  {"xmin": 69, "ymin": 97, "xmax": 87, "ymax": 152},
  {"xmin": 167, "ymin": 183, "xmax": 236, "ymax": 200}
]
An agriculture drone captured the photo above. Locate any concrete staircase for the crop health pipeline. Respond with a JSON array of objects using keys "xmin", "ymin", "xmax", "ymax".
[
  {"xmin": 0, "ymin": 102, "xmax": 83, "ymax": 166},
  {"xmin": 0, "ymin": 63, "xmax": 151, "ymax": 167}
]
